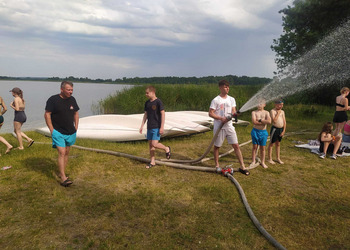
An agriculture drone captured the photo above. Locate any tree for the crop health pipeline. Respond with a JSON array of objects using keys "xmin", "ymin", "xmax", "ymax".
[{"xmin": 271, "ymin": 0, "xmax": 350, "ymax": 73}]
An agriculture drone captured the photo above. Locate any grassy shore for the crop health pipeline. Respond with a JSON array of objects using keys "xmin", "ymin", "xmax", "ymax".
[
  {"xmin": 0, "ymin": 106, "xmax": 349, "ymax": 249},
  {"xmin": 97, "ymin": 84, "xmax": 262, "ymax": 114}
]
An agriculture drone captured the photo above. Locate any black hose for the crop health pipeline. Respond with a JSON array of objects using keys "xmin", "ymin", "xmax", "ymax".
[
  {"xmin": 163, "ymin": 121, "xmax": 225, "ymax": 164},
  {"xmin": 227, "ymin": 173, "xmax": 287, "ymax": 250},
  {"xmin": 71, "ymin": 144, "xmax": 286, "ymax": 249}
]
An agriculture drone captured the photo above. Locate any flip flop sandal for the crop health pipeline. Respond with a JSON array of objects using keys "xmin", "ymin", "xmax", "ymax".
[
  {"xmin": 146, "ymin": 163, "xmax": 155, "ymax": 169},
  {"xmin": 60, "ymin": 178, "xmax": 73, "ymax": 187},
  {"xmin": 239, "ymin": 168, "xmax": 250, "ymax": 176},
  {"xmin": 28, "ymin": 140, "xmax": 34, "ymax": 147},
  {"xmin": 165, "ymin": 146, "xmax": 171, "ymax": 160}
]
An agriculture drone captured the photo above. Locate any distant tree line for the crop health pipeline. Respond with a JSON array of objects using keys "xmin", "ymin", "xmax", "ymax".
[
  {"xmin": 0, "ymin": 75, "xmax": 271, "ymax": 85},
  {"xmin": 113, "ymin": 75, "xmax": 271, "ymax": 85}
]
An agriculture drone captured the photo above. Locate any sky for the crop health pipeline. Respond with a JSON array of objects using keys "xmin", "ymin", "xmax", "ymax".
[{"xmin": 0, "ymin": 0, "xmax": 292, "ymax": 79}]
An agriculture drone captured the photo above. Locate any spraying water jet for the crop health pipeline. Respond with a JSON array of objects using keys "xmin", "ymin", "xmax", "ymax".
[{"xmin": 239, "ymin": 19, "xmax": 350, "ymax": 113}]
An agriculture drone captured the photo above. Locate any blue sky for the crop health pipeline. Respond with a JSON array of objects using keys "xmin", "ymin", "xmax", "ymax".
[{"xmin": 0, "ymin": 0, "xmax": 292, "ymax": 79}]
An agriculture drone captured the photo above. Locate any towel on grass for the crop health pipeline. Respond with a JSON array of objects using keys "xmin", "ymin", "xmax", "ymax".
[{"xmin": 295, "ymin": 140, "xmax": 350, "ymax": 157}]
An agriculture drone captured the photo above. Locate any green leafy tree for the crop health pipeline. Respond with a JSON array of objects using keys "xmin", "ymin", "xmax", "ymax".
[{"xmin": 271, "ymin": 0, "xmax": 350, "ymax": 73}]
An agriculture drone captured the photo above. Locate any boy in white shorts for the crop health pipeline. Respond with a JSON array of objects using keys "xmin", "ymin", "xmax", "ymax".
[{"xmin": 209, "ymin": 80, "xmax": 249, "ymax": 175}]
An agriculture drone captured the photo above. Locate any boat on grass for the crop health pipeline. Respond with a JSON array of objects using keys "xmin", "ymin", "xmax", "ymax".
[{"xmin": 36, "ymin": 111, "xmax": 249, "ymax": 142}]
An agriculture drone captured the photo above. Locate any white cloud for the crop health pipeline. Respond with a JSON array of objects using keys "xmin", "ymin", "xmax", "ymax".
[
  {"xmin": 0, "ymin": 0, "xmax": 289, "ymax": 78},
  {"xmin": 0, "ymin": 0, "xmax": 282, "ymax": 44}
]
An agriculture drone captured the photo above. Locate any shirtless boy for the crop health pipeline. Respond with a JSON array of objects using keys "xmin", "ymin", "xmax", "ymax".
[
  {"xmin": 251, "ymin": 99, "xmax": 271, "ymax": 168},
  {"xmin": 268, "ymin": 99, "xmax": 286, "ymax": 164}
]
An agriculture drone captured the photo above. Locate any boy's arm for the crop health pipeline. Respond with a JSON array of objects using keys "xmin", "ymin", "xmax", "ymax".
[
  {"xmin": 270, "ymin": 109, "xmax": 280, "ymax": 124},
  {"xmin": 251, "ymin": 111, "xmax": 259, "ymax": 125},
  {"xmin": 160, "ymin": 110, "xmax": 165, "ymax": 135},
  {"xmin": 264, "ymin": 110, "xmax": 272, "ymax": 124},
  {"xmin": 231, "ymin": 106, "xmax": 236, "ymax": 116},
  {"xmin": 209, "ymin": 108, "xmax": 227, "ymax": 123},
  {"xmin": 139, "ymin": 111, "xmax": 147, "ymax": 134},
  {"xmin": 281, "ymin": 111, "xmax": 286, "ymax": 136}
]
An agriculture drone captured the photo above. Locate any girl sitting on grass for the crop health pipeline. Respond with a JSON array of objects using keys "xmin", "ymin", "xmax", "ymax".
[{"xmin": 318, "ymin": 122, "xmax": 342, "ymax": 159}]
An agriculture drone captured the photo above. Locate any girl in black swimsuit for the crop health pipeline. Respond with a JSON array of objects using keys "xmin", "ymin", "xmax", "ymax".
[
  {"xmin": 333, "ymin": 87, "xmax": 350, "ymax": 136},
  {"xmin": 0, "ymin": 96, "xmax": 13, "ymax": 154},
  {"xmin": 10, "ymin": 88, "xmax": 34, "ymax": 150}
]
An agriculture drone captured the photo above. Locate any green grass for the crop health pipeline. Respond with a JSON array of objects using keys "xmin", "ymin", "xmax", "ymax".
[{"xmin": 0, "ymin": 110, "xmax": 349, "ymax": 249}]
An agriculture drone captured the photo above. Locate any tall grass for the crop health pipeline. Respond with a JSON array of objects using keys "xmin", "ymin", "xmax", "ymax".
[
  {"xmin": 98, "ymin": 84, "xmax": 262, "ymax": 114},
  {"xmin": 98, "ymin": 83, "xmax": 336, "ymax": 133}
]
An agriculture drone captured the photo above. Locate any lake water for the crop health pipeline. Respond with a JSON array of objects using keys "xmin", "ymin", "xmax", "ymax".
[{"xmin": 0, "ymin": 81, "xmax": 132, "ymax": 134}]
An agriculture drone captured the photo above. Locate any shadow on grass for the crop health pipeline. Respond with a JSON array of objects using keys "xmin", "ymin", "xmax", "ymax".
[{"xmin": 21, "ymin": 157, "xmax": 57, "ymax": 179}]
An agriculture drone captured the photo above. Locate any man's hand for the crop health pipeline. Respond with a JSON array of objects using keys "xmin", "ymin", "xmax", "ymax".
[{"xmin": 220, "ymin": 116, "xmax": 228, "ymax": 123}]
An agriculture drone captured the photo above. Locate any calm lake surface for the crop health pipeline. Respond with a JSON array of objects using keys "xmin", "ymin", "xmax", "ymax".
[{"xmin": 0, "ymin": 81, "xmax": 132, "ymax": 134}]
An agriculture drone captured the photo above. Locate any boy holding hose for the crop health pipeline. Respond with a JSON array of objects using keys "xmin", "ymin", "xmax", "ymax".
[{"xmin": 209, "ymin": 80, "xmax": 249, "ymax": 175}]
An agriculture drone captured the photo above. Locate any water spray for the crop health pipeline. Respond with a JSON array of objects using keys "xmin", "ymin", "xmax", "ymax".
[{"xmin": 239, "ymin": 19, "xmax": 350, "ymax": 113}]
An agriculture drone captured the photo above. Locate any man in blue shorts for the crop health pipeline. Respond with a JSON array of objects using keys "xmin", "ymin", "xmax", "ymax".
[
  {"xmin": 44, "ymin": 81, "xmax": 79, "ymax": 187},
  {"xmin": 139, "ymin": 86, "xmax": 170, "ymax": 169}
]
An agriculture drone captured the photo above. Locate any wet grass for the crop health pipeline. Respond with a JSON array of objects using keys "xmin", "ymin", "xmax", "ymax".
[{"xmin": 0, "ymin": 109, "xmax": 349, "ymax": 249}]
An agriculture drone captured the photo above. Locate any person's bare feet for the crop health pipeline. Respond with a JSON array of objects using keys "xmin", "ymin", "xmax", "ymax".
[
  {"xmin": 276, "ymin": 159, "xmax": 284, "ymax": 164},
  {"xmin": 5, "ymin": 146, "xmax": 13, "ymax": 154},
  {"xmin": 268, "ymin": 159, "xmax": 275, "ymax": 165},
  {"xmin": 261, "ymin": 162, "xmax": 268, "ymax": 169}
]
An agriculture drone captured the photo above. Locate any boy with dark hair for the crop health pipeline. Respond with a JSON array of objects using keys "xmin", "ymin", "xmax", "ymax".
[
  {"xmin": 209, "ymin": 80, "xmax": 249, "ymax": 175},
  {"xmin": 139, "ymin": 86, "xmax": 171, "ymax": 168}
]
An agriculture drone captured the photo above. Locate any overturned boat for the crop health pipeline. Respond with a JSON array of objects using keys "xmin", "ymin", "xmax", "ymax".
[{"xmin": 36, "ymin": 111, "xmax": 249, "ymax": 142}]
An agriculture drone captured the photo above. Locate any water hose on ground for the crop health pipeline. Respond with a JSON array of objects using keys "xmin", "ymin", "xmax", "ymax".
[
  {"xmin": 70, "ymin": 142, "xmax": 286, "ymax": 249},
  {"xmin": 34, "ymin": 127, "xmax": 313, "ymax": 249},
  {"xmin": 165, "ymin": 130, "xmax": 314, "ymax": 167},
  {"xmin": 72, "ymin": 145, "xmax": 217, "ymax": 172},
  {"xmin": 226, "ymin": 173, "xmax": 286, "ymax": 250},
  {"xmin": 163, "ymin": 121, "xmax": 225, "ymax": 164}
]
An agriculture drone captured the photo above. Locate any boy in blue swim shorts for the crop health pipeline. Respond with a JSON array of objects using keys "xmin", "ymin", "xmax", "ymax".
[
  {"xmin": 139, "ymin": 86, "xmax": 171, "ymax": 169},
  {"xmin": 251, "ymin": 99, "xmax": 271, "ymax": 168}
]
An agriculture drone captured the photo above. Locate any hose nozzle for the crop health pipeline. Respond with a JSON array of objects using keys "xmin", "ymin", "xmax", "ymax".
[{"xmin": 232, "ymin": 111, "xmax": 240, "ymax": 123}]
